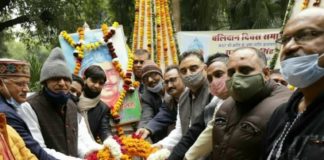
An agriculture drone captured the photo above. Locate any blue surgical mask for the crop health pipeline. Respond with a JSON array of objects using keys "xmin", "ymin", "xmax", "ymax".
[
  {"xmin": 280, "ymin": 54, "xmax": 324, "ymax": 88},
  {"xmin": 147, "ymin": 80, "xmax": 164, "ymax": 93}
]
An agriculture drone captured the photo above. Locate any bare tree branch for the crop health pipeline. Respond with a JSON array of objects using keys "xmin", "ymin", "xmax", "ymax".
[{"xmin": 0, "ymin": 15, "xmax": 30, "ymax": 32}]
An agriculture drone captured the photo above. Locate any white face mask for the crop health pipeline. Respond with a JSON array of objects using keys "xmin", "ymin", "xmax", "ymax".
[
  {"xmin": 147, "ymin": 80, "xmax": 164, "ymax": 93},
  {"xmin": 280, "ymin": 54, "xmax": 324, "ymax": 88}
]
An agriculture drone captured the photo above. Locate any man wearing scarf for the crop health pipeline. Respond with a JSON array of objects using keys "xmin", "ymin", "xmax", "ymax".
[
  {"xmin": 19, "ymin": 47, "xmax": 102, "ymax": 159},
  {"xmin": 77, "ymin": 65, "xmax": 112, "ymax": 142}
]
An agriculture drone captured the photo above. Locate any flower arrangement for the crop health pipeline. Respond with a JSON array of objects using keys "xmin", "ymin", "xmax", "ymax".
[{"xmin": 86, "ymin": 134, "xmax": 169, "ymax": 160}]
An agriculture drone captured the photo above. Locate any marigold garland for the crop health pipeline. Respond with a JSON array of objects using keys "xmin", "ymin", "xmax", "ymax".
[
  {"xmin": 146, "ymin": 0, "xmax": 153, "ymax": 55},
  {"xmin": 132, "ymin": 0, "xmax": 179, "ymax": 66},
  {"xmin": 161, "ymin": 0, "xmax": 169, "ymax": 66},
  {"xmin": 155, "ymin": 0, "xmax": 162, "ymax": 66},
  {"xmin": 139, "ymin": 0, "xmax": 146, "ymax": 49},
  {"xmin": 132, "ymin": 0, "xmax": 140, "ymax": 51},
  {"xmin": 102, "ymin": 23, "xmax": 139, "ymax": 122},
  {"xmin": 60, "ymin": 27, "xmax": 105, "ymax": 74}
]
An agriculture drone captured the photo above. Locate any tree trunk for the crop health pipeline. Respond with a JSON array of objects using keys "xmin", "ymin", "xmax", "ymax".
[{"xmin": 171, "ymin": 0, "xmax": 181, "ymax": 32}]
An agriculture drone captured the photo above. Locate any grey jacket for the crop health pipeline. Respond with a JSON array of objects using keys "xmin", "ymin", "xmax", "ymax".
[{"xmin": 178, "ymin": 79, "xmax": 213, "ymax": 134}]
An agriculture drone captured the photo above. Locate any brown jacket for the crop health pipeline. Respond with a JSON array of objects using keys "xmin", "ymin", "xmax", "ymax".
[{"xmin": 212, "ymin": 80, "xmax": 292, "ymax": 160}]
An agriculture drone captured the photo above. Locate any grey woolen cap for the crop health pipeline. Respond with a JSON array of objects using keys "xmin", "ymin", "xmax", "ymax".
[{"xmin": 40, "ymin": 47, "xmax": 72, "ymax": 83}]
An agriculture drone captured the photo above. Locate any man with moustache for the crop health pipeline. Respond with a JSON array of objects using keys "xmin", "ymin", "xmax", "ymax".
[
  {"xmin": 211, "ymin": 47, "xmax": 291, "ymax": 160},
  {"xmin": 0, "ymin": 58, "xmax": 57, "ymax": 159},
  {"xmin": 264, "ymin": 8, "xmax": 324, "ymax": 160},
  {"xmin": 137, "ymin": 60, "xmax": 167, "ymax": 142},
  {"xmin": 133, "ymin": 49, "xmax": 150, "ymax": 95},
  {"xmin": 169, "ymin": 53, "xmax": 230, "ymax": 160},
  {"xmin": 154, "ymin": 50, "xmax": 213, "ymax": 150},
  {"xmin": 136, "ymin": 65, "xmax": 185, "ymax": 141}
]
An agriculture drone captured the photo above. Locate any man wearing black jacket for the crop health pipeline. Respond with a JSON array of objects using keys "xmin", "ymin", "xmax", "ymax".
[{"xmin": 264, "ymin": 8, "xmax": 324, "ymax": 160}]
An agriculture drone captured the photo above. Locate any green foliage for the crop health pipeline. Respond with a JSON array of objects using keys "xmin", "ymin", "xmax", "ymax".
[
  {"xmin": 107, "ymin": 0, "xmax": 135, "ymax": 44},
  {"xmin": 1, "ymin": 0, "xmax": 112, "ymax": 47},
  {"xmin": 25, "ymin": 52, "xmax": 43, "ymax": 92}
]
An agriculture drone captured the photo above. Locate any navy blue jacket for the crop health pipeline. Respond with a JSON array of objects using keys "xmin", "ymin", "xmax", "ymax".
[
  {"xmin": 0, "ymin": 95, "xmax": 57, "ymax": 160},
  {"xmin": 146, "ymin": 97, "xmax": 177, "ymax": 134}
]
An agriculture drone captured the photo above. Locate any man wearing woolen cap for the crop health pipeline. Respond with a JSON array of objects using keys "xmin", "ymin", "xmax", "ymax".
[
  {"xmin": 137, "ymin": 60, "xmax": 169, "ymax": 142},
  {"xmin": 18, "ymin": 47, "xmax": 103, "ymax": 159},
  {"xmin": 0, "ymin": 58, "xmax": 57, "ymax": 159}
]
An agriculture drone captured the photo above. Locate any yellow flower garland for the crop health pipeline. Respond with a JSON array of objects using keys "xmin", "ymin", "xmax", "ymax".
[
  {"xmin": 132, "ymin": 0, "xmax": 140, "ymax": 52},
  {"xmin": 60, "ymin": 28, "xmax": 105, "ymax": 74},
  {"xmin": 139, "ymin": 0, "xmax": 146, "ymax": 49},
  {"xmin": 146, "ymin": 0, "xmax": 153, "ymax": 55},
  {"xmin": 155, "ymin": 0, "xmax": 162, "ymax": 66},
  {"xmin": 161, "ymin": 0, "xmax": 169, "ymax": 66}
]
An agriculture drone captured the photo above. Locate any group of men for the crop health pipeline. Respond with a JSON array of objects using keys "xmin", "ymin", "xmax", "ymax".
[{"xmin": 0, "ymin": 7, "xmax": 324, "ymax": 160}]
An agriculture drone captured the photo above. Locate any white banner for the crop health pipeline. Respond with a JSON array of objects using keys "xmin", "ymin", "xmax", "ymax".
[{"xmin": 177, "ymin": 29, "xmax": 280, "ymax": 65}]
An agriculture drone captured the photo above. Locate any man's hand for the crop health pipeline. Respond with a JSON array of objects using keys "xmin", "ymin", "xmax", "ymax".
[
  {"xmin": 135, "ymin": 128, "xmax": 151, "ymax": 139},
  {"xmin": 151, "ymin": 143, "xmax": 163, "ymax": 149}
]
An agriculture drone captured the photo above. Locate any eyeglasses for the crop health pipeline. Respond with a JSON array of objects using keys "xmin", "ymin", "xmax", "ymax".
[
  {"xmin": 3, "ymin": 79, "xmax": 30, "ymax": 88},
  {"xmin": 276, "ymin": 30, "xmax": 324, "ymax": 45}
]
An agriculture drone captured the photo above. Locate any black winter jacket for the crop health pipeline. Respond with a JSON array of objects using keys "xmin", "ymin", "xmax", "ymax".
[{"xmin": 263, "ymin": 91, "xmax": 324, "ymax": 160}]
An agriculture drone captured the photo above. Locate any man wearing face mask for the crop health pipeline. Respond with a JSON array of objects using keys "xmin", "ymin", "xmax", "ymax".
[
  {"xmin": 19, "ymin": 48, "xmax": 103, "ymax": 159},
  {"xmin": 211, "ymin": 47, "xmax": 291, "ymax": 160},
  {"xmin": 264, "ymin": 8, "xmax": 324, "ymax": 160},
  {"xmin": 137, "ymin": 60, "xmax": 167, "ymax": 143},
  {"xmin": 168, "ymin": 53, "xmax": 230, "ymax": 160},
  {"xmin": 154, "ymin": 50, "xmax": 213, "ymax": 151},
  {"xmin": 77, "ymin": 65, "xmax": 112, "ymax": 142},
  {"xmin": 136, "ymin": 65, "xmax": 185, "ymax": 142},
  {"xmin": 0, "ymin": 58, "xmax": 57, "ymax": 160},
  {"xmin": 70, "ymin": 74, "xmax": 84, "ymax": 103}
]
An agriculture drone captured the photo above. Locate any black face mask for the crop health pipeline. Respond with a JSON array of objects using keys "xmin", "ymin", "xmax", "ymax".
[
  {"xmin": 44, "ymin": 87, "xmax": 70, "ymax": 106},
  {"xmin": 70, "ymin": 94, "xmax": 80, "ymax": 103},
  {"xmin": 83, "ymin": 84, "xmax": 101, "ymax": 98}
]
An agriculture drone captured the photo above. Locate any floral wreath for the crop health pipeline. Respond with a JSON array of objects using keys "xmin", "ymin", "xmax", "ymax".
[
  {"xmin": 86, "ymin": 127, "xmax": 170, "ymax": 160},
  {"xmin": 60, "ymin": 22, "xmax": 139, "ymax": 123}
]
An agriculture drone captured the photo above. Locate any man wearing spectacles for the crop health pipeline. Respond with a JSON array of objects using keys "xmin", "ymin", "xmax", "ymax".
[
  {"xmin": 133, "ymin": 49, "xmax": 150, "ymax": 95},
  {"xmin": 0, "ymin": 58, "xmax": 57, "ymax": 159},
  {"xmin": 264, "ymin": 8, "xmax": 324, "ymax": 160},
  {"xmin": 136, "ymin": 65, "xmax": 185, "ymax": 143}
]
